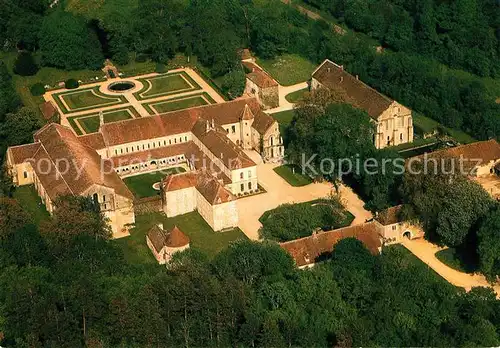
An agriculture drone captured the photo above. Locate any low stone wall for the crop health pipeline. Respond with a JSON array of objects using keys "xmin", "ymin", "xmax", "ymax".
[{"xmin": 134, "ymin": 196, "xmax": 162, "ymax": 214}]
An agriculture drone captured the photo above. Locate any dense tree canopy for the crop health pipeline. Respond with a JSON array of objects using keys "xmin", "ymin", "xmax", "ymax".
[{"xmin": 39, "ymin": 10, "xmax": 104, "ymax": 70}]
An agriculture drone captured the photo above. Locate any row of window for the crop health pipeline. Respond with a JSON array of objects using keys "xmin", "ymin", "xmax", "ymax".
[
  {"xmin": 115, "ymin": 155, "xmax": 185, "ymax": 174},
  {"xmin": 240, "ymin": 182, "xmax": 252, "ymax": 191},
  {"xmin": 113, "ymin": 136, "xmax": 189, "ymax": 156}
]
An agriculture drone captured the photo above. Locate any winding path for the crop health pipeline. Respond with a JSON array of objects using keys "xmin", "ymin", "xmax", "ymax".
[{"xmin": 402, "ymin": 238, "xmax": 500, "ymax": 297}]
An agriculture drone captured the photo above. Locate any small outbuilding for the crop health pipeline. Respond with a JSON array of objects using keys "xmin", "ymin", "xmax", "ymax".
[{"xmin": 146, "ymin": 224, "xmax": 190, "ymax": 264}]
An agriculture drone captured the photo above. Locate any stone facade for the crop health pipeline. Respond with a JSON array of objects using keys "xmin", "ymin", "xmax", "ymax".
[
  {"xmin": 243, "ymin": 61, "xmax": 279, "ymax": 110},
  {"xmin": 311, "ymin": 59, "xmax": 414, "ymax": 149}
]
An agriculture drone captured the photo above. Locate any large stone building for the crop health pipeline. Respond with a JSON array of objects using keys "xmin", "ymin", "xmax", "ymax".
[
  {"xmin": 311, "ymin": 59, "xmax": 414, "ymax": 149},
  {"xmin": 6, "ymin": 98, "xmax": 284, "ymax": 236},
  {"xmin": 243, "ymin": 61, "xmax": 279, "ymax": 110},
  {"xmin": 408, "ymin": 139, "xmax": 500, "ymax": 199}
]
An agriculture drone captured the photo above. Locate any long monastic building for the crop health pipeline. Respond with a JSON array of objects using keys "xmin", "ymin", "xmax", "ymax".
[
  {"xmin": 6, "ymin": 98, "xmax": 284, "ymax": 236},
  {"xmin": 311, "ymin": 59, "xmax": 414, "ymax": 149}
]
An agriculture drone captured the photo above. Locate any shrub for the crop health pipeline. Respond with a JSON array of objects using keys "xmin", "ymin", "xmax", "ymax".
[
  {"xmin": 156, "ymin": 63, "xmax": 166, "ymax": 73},
  {"xmin": 13, "ymin": 52, "xmax": 38, "ymax": 76},
  {"xmin": 135, "ymin": 53, "xmax": 149, "ymax": 63},
  {"xmin": 30, "ymin": 83, "xmax": 46, "ymax": 96},
  {"xmin": 65, "ymin": 79, "xmax": 79, "ymax": 89},
  {"xmin": 221, "ymin": 69, "xmax": 246, "ymax": 99}
]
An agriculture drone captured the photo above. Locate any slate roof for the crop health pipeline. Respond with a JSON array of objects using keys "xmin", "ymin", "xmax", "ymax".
[
  {"xmin": 280, "ymin": 222, "xmax": 382, "ymax": 267},
  {"xmin": 312, "ymin": 59, "xmax": 393, "ymax": 120}
]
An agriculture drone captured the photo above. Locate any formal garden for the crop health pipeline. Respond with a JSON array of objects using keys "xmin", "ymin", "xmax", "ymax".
[
  {"xmin": 52, "ymin": 86, "xmax": 127, "ymax": 113},
  {"xmin": 133, "ymin": 71, "xmax": 201, "ymax": 100},
  {"xmin": 67, "ymin": 106, "xmax": 140, "ymax": 135},
  {"xmin": 142, "ymin": 92, "xmax": 215, "ymax": 115}
]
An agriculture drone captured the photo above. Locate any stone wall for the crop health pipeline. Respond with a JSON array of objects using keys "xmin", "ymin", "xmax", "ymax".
[
  {"xmin": 260, "ymin": 85, "xmax": 279, "ymax": 109},
  {"xmin": 134, "ymin": 196, "xmax": 162, "ymax": 214}
]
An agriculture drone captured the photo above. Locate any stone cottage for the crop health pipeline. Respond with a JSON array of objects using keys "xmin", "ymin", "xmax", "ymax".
[{"xmin": 146, "ymin": 224, "xmax": 190, "ymax": 264}]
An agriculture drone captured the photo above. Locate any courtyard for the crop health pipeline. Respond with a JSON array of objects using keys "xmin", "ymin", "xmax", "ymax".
[
  {"xmin": 123, "ymin": 167, "xmax": 186, "ymax": 199},
  {"xmin": 43, "ymin": 67, "xmax": 225, "ymax": 136}
]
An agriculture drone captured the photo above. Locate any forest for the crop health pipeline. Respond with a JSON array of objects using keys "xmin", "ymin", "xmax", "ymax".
[{"xmin": 0, "ymin": 195, "xmax": 499, "ymax": 347}]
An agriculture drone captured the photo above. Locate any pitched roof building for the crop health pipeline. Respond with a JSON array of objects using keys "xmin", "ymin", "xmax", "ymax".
[
  {"xmin": 311, "ymin": 59, "xmax": 414, "ymax": 149},
  {"xmin": 146, "ymin": 224, "xmax": 190, "ymax": 264},
  {"xmin": 6, "ymin": 97, "xmax": 279, "ymax": 236},
  {"xmin": 242, "ymin": 62, "xmax": 279, "ymax": 110}
]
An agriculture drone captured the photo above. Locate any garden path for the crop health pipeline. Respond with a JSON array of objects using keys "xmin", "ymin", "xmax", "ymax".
[
  {"xmin": 402, "ymin": 238, "xmax": 500, "ymax": 297},
  {"xmin": 236, "ymin": 155, "xmax": 373, "ymax": 240}
]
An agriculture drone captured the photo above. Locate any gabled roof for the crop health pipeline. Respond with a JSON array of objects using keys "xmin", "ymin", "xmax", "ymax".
[
  {"xmin": 375, "ymin": 205, "xmax": 404, "ymax": 226},
  {"xmin": 196, "ymin": 173, "xmax": 235, "ymax": 205},
  {"xmin": 312, "ymin": 59, "xmax": 393, "ymax": 120},
  {"xmin": 243, "ymin": 62, "xmax": 278, "ymax": 89},
  {"xmin": 191, "ymin": 119, "xmax": 255, "ymax": 169},
  {"xmin": 162, "ymin": 172, "xmax": 199, "ymax": 192},
  {"xmin": 280, "ymin": 222, "xmax": 382, "ymax": 267},
  {"xmin": 410, "ymin": 139, "xmax": 500, "ymax": 165},
  {"xmin": 8, "ymin": 143, "xmax": 41, "ymax": 165},
  {"xmin": 147, "ymin": 224, "xmax": 190, "ymax": 252},
  {"xmin": 78, "ymin": 132, "xmax": 106, "ymax": 150},
  {"xmin": 23, "ymin": 123, "xmax": 133, "ymax": 201},
  {"xmin": 252, "ymin": 111, "xmax": 277, "ymax": 136}
]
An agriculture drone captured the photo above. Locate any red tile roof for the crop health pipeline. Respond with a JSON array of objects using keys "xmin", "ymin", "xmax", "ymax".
[
  {"xmin": 78, "ymin": 133, "xmax": 106, "ymax": 150},
  {"xmin": 28, "ymin": 123, "xmax": 133, "ymax": 201},
  {"xmin": 252, "ymin": 111, "xmax": 276, "ymax": 135},
  {"xmin": 8, "ymin": 143, "xmax": 41, "ymax": 165},
  {"xmin": 162, "ymin": 172, "xmax": 199, "ymax": 192},
  {"xmin": 410, "ymin": 139, "xmax": 500, "ymax": 164},
  {"xmin": 375, "ymin": 205, "xmax": 403, "ymax": 226},
  {"xmin": 280, "ymin": 222, "xmax": 382, "ymax": 267},
  {"xmin": 243, "ymin": 62, "xmax": 278, "ymax": 88},
  {"xmin": 39, "ymin": 101, "xmax": 58, "ymax": 120},
  {"xmin": 147, "ymin": 225, "xmax": 190, "ymax": 252},
  {"xmin": 312, "ymin": 60, "xmax": 393, "ymax": 120}
]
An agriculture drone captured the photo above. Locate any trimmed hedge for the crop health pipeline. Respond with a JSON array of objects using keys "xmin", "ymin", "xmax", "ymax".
[
  {"xmin": 65, "ymin": 79, "xmax": 79, "ymax": 89},
  {"xmin": 30, "ymin": 83, "xmax": 46, "ymax": 96}
]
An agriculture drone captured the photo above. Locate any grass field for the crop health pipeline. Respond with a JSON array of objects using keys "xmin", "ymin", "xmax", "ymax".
[
  {"xmin": 257, "ymin": 54, "xmax": 317, "ymax": 86},
  {"xmin": 285, "ymin": 88, "xmax": 308, "ymax": 103},
  {"xmin": 134, "ymin": 72, "xmax": 201, "ymax": 100},
  {"xmin": 123, "ymin": 168, "xmax": 186, "ymax": 199},
  {"xmin": 413, "ymin": 113, "xmax": 476, "ymax": 144},
  {"xmin": 274, "ymin": 164, "xmax": 313, "ymax": 187},
  {"xmin": 12, "ymin": 185, "xmax": 50, "ymax": 225},
  {"xmin": 115, "ymin": 211, "xmax": 248, "ymax": 263},
  {"xmin": 67, "ymin": 106, "xmax": 139, "ymax": 134},
  {"xmin": 53, "ymin": 87, "xmax": 126, "ymax": 113},
  {"xmin": 271, "ymin": 109, "xmax": 295, "ymax": 126},
  {"xmin": 143, "ymin": 93, "xmax": 214, "ymax": 115}
]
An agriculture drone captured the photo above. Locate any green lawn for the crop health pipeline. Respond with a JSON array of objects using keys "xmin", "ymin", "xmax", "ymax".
[
  {"xmin": 53, "ymin": 87, "xmax": 126, "ymax": 113},
  {"xmin": 413, "ymin": 113, "xmax": 476, "ymax": 144},
  {"xmin": 115, "ymin": 211, "xmax": 248, "ymax": 263},
  {"xmin": 135, "ymin": 72, "xmax": 201, "ymax": 100},
  {"xmin": 68, "ymin": 107, "xmax": 138, "ymax": 134},
  {"xmin": 143, "ymin": 94, "xmax": 213, "ymax": 115},
  {"xmin": 273, "ymin": 165, "xmax": 313, "ymax": 187},
  {"xmin": 256, "ymin": 54, "xmax": 316, "ymax": 86},
  {"xmin": 285, "ymin": 88, "xmax": 309, "ymax": 103},
  {"xmin": 12, "ymin": 185, "xmax": 50, "ymax": 225},
  {"xmin": 435, "ymin": 248, "xmax": 478, "ymax": 274},
  {"xmin": 271, "ymin": 109, "xmax": 295, "ymax": 126},
  {"xmin": 123, "ymin": 168, "xmax": 186, "ymax": 199}
]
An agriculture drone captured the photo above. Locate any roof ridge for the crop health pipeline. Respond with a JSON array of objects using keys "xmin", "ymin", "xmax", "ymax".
[{"xmin": 37, "ymin": 141, "xmax": 75, "ymax": 196}]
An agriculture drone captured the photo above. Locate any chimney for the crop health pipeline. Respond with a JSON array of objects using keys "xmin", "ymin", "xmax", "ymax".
[
  {"xmin": 99, "ymin": 111, "xmax": 104, "ymax": 128},
  {"xmin": 356, "ymin": 75, "xmax": 359, "ymax": 80},
  {"xmin": 157, "ymin": 223, "xmax": 164, "ymax": 230},
  {"xmin": 205, "ymin": 120, "xmax": 210, "ymax": 133},
  {"xmin": 211, "ymin": 118, "xmax": 215, "ymax": 129},
  {"xmin": 327, "ymin": 67, "xmax": 331, "ymax": 73},
  {"xmin": 340, "ymin": 76, "xmax": 344, "ymax": 83},
  {"xmin": 340, "ymin": 65, "xmax": 344, "ymax": 70},
  {"xmin": 220, "ymin": 153, "xmax": 224, "ymax": 159}
]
